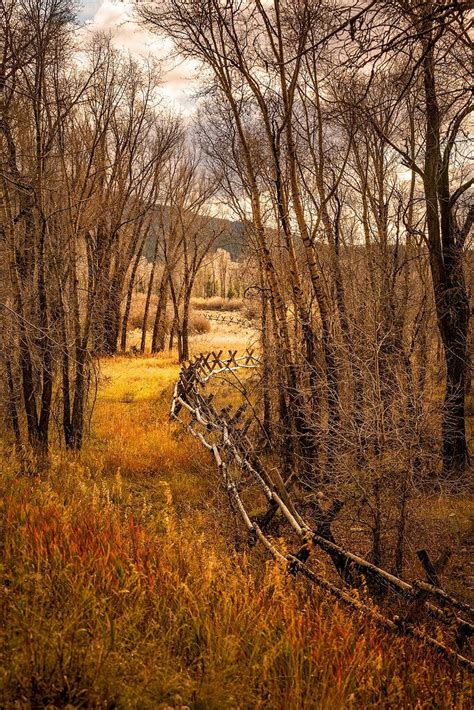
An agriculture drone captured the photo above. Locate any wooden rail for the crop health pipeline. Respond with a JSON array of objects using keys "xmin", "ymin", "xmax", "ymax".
[
  {"xmin": 201, "ymin": 312, "xmax": 252, "ymax": 328},
  {"xmin": 170, "ymin": 351, "xmax": 474, "ymax": 671}
]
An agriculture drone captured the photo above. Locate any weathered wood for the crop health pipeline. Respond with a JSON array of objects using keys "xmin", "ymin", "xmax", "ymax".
[
  {"xmin": 228, "ymin": 350, "xmax": 238, "ymax": 366},
  {"xmin": 418, "ymin": 549, "xmax": 442, "ymax": 586},
  {"xmin": 412, "ymin": 579, "xmax": 474, "ymax": 618},
  {"xmin": 417, "ymin": 548, "xmax": 452, "ymax": 587},
  {"xmin": 170, "ymin": 350, "xmax": 474, "ymax": 672},
  {"xmin": 229, "ymin": 404, "xmax": 248, "ymax": 425}
]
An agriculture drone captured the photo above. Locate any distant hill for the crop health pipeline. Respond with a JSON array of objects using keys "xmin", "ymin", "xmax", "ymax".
[
  {"xmin": 209, "ymin": 217, "xmax": 247, "ymax": 260},
  {"xmin": 142, "ymin": 206, "xmax": 247, "ymax": 263}
]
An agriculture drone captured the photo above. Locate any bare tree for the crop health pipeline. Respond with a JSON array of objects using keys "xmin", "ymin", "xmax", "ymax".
[
  {"xmin": 148, "ymin": 146, "xmax": 221, "ymax": 361},
  {"xmin": 0, "ymin": 3, "xmax": 179, "ymax": 455},
  {"xmin": 342, "ymin": 0, "xmax": 472, "ymax": 476}
]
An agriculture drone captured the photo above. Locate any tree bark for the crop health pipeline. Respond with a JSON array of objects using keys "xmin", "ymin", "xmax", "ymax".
[
  {"xmin": 151, "ymin": 270, "xmax": 169, "ymax": 353},
  {"xmin": 422, "ymin": 37, "xmax": 469, "ymax": 476}
]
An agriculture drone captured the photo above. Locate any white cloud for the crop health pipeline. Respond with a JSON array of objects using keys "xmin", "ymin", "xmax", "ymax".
[{"xmin": 81, "ymin": 1, "xmax": 199, "ymax": 115}]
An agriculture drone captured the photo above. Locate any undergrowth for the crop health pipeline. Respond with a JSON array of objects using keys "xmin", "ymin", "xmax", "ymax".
[{"xmin": 0, "ymin": 356, "xmax": 471, "ymax": 709}]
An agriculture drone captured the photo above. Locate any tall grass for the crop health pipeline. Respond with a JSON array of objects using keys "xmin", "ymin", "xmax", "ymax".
[
  {"xmin": 0, "ymin": 356, "xmax": 470, "ymax": 708},
  {"xmin": 191, "ymin": 296, "xmax": 243, "ymax": 311}
]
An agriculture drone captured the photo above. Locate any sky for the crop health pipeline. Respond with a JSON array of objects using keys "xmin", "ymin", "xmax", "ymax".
[
  {"xmin": 78, "ymin": 1, "xmax": 198, "ymax": 114},
  {"xmin": 77, "ymin": 2, "xmax": 243, "ymax": 221}
]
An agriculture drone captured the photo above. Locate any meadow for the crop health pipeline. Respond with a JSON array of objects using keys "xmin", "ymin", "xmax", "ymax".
[{"xmin": 0, "ymin": 319, "xmax": 471, "ymax": 708}]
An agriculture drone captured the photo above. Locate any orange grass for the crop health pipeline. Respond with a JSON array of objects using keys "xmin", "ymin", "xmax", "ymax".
[{"xmin": 0, "ymin": 354, "xmax": 471, "ymax": 708}]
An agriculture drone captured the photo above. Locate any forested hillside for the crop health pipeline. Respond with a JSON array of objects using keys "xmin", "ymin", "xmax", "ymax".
[{"xmin": 142, "ymin": 211, "xmax": 247, "ymax": 263}]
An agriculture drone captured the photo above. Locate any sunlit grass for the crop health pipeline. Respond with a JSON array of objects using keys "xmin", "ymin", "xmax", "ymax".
[
  {"xmin": 0, "ymin": 349, "xmax": 471, "ymax": 708},
  {"xmin": 127, "ymin": 311, "xmax": 258, "ymax": 357}
]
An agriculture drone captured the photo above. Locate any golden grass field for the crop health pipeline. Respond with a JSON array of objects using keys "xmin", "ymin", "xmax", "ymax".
[{"xmin": 0, "ymin": 320, "xmax": 472, "ymax": 708}]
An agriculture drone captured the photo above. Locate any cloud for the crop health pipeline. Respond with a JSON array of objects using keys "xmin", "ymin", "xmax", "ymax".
[
  {"xmin": 80, "ymin": 1, "xmax": 199, "ymax": 114},
  {"xmin": 78, "ymin": 1, "xmax": 103, "ymax": 22}
]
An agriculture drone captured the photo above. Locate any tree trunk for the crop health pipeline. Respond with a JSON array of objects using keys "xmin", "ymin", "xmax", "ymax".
[
  {"xmin": 422, "ymin": 38, "xmax": 469, "ymax": 476},
  {"xmin": 140, "ymin": 256, "xmax": 159, "ymax": 354},
  {"xmin": 120, "ymin": 235, "xmax": 147, "ymax": 352},
  {"xmin": 181, "ymin": 292, "xmax": 191, "ymax": 362},
  {"xmin": 102, "ymin": 268, "xmax": 123, "ymax": 355},
  {"xmin": 260, "ymin": 267, "xmax": 272, "ymax": 445},
  {"xmin": 68, "ymin": 343, "xmax": 88, "ymax": 451},
  {"xmin": 6, "ymin": 359, "xmax": 21, "ymax": 447},
  {"xmin": 151, "ymin": 270, "xmax": 169, "ymax": 353}
]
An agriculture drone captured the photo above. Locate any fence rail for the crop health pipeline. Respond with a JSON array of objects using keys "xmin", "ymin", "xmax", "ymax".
[
  {"xmin": 202, "ymin": 312, "xmax": 252, "ymax": 328},
  {"xmin": 170, "ymin": 350, "xmax": 473, "ymax": 672}
]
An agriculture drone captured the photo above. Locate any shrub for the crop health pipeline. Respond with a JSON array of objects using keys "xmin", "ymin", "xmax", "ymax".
[
  {"xmin": 191, "ymin": 296, "xmax": 243, "ymax": 311},
  {"xmin": 189, "ymin": 311, "xmax": 211, "ymax": 335},
  {"xmin": 126, "ymin": 292, "xmax": 159, "ymax": 330}
]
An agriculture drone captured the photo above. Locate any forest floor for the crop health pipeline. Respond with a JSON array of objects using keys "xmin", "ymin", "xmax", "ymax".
[{"xmin": 0, "ymin": 317, "xmax": 472, "ymax": 708}]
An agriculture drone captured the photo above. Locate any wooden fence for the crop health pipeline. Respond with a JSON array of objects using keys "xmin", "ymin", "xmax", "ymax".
[
  {"xmin": 202, "ymin": 313, "xmax": 252, "ymax": 329},
  {"xmin": 170, "ymin": 350, "xmax": 473, "ymax": 671}
]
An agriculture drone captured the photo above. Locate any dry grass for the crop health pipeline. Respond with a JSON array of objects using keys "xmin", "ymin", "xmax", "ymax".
[
  {"xmin": 125, "ymin": 302, "xmax": 211, "ymax": 351},
  {"xmin": 189, "ymin": 312, "xmax": 211, "ymax": 335},
  {"xmin": 127, "ymin": 309, "xmax": 257, "ymax": 355},
  {"xmin": 0, "ymin": 354, "xmax": 471, "ymax": 708},
  {"xmin": 191, "ymin": 296, "xmax": 243, "ymax": 311},
  {"xmin": 126, "ymin": 292, "xmax": 159, "ymax": 330},
  {"xmin": 127, "ymin": 295, "xmax": 210, "ymax": 337}
]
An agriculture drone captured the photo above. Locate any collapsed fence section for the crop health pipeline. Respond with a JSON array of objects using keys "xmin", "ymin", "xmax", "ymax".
[{"xmin": 170, "ymin": 350, "xmax": 474, "ymax": 671}]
